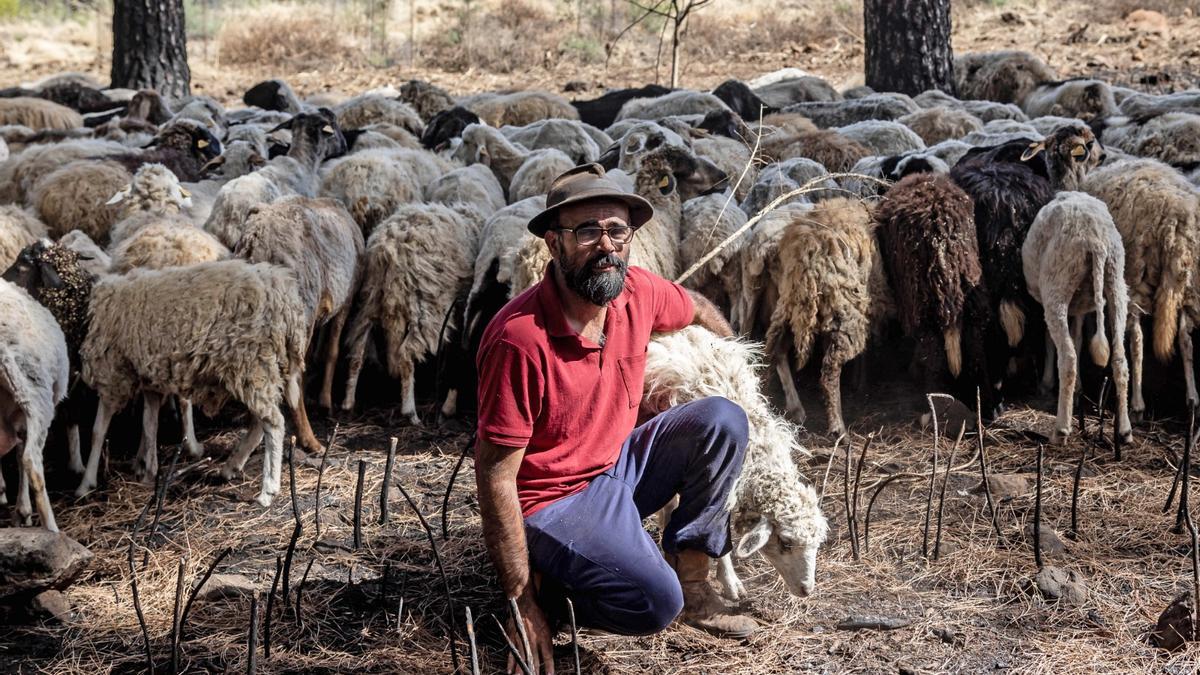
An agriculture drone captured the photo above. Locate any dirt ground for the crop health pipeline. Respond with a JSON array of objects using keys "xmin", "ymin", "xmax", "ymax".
[{"xmin": 6, "ymin": 0, "xmax": 1200, "ymax": 672}]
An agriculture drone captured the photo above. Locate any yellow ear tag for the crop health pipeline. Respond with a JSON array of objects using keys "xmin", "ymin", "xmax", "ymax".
[
  {"xmin": 1070, "ymin": 145, "xmax": 1086, "ymax": 157},
  {"xmin": 322, "ymin": 125, "xmax": 334, "ymax": 133},
  {"xmin": 658, "ymin": 175, "xmax": 671, "ymax": 189},
  {"xmin": 197, "ymin": 139, "xmax": 209, "ymax": 148}
]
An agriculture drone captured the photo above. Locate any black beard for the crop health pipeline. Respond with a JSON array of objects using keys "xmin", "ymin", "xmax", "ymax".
[{"xmin": 561, "ymin": 251, "xmax": 628, "ymax": 306}]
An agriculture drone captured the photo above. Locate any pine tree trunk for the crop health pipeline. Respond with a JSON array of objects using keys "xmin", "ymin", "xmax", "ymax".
[
  {"xmin": 111, "ymin": 0, "xmax": 191, "ymax": 99},
  {"xmin": 863, "ymin": 0, "xmax": 954, "ymax": 97}
]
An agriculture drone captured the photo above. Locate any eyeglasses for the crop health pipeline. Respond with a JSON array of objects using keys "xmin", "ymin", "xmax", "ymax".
[{"xmin": 553, "ymin": 223, "xmax": 637, "ymax": 246}]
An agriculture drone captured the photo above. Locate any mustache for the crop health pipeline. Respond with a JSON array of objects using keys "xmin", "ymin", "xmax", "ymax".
[{"xmin": 588, "ymin": 252, "xmax": 626, "ymax": 270}]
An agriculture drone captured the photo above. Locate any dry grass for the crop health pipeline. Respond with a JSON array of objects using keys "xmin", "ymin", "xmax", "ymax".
[{"xmin": 216, "ymin": 4, "xmax": 365, "ymax": 69}]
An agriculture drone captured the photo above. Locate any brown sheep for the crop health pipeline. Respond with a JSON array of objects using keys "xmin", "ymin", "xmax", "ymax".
[
  {"xmin": 30, "ymin": 160, "xmax": 132, "ymax": 244},
  {"xmin": 899, "ymin": 107, "xmax": 984, "ymax": 145},
  {"xmin": 0, "ymin": 97, "xmax": 84, "ymax": 130},
  {"xmin": 767, "ymin": 129, "xmax": 871, "ymax": 172}
]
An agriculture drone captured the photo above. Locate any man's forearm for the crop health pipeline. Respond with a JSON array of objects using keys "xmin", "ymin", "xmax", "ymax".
[
  {"xmin": 688, "ymin": 289, "xmax": 734, "ymax": 337},
  {"xmin": 476, "ymin": 447, "xmax": 533, "ymax": 599}
]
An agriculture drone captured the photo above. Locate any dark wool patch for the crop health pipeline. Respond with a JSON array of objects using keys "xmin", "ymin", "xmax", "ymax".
[{"xmin": 36, "ymin": 244, "xmax": 92, "ymax": 357}]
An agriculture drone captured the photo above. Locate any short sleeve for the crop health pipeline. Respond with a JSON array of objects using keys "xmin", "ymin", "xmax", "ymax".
[
  {"xmin": 642, "ymin": 269, "xmax": 694, "ymax": 332},
  {"xmin": 476, "ymin": 339, "xmax": 544, "ymax": 448}
]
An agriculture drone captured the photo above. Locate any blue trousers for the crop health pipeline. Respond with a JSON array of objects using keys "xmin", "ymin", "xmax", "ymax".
[{"xmin": 523, "ymin": 396, "xmax": 749, "ymax": 635}]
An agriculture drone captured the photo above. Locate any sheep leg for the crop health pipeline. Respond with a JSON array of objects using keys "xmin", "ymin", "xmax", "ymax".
[
  {"xmin": 821, "ymin": 334, "xmax": 852, "ymax": 438},
  {"xmin": 439, "ymin": 389, "xmax": 459, "ymax": 419},
  {"xmin": 20, "ymin": 418, "xmax": 56, "ymax": 532},
  {"xmin": 1130, "ymin": 321, "xmax": 1145, "ymax": 420},
  {"xmin": 15, "ymin": 445, "xmax": 30, "ymax": 526},
  {"xmin": 716, "ymin": 553, "xmax": 746, "ymax": 601},
  {"xmin": 1040, "ymin": 327, "xmax": 1056, "ymax": 395},
  {"xmin": 77, "ymin": 399, "xmax": 116, "ymax": 497},
  {"xmin": 319, "ymin": 305, "xmax": 350, "ymax": 411},
  {"xmin": 137, "ymin": 392, "xmax": 163, "ymax": 485},
  {"xmin": 289, "ymin": 393, "xmax": 323, "ymax": 456},
  {"xmin": 67, "ymin": 424, "xmax": 83, "ymax": 474},
  {"xmin": 181, "ymin": 398, "xmax": 204, "ymax": 458},
  {"xmin": 255, "ymin": 407, "xmax": 286, "ymax": 507},
  {"xmin": 1110, "ymin": 288, "xmax": 1133, "ymax": 444},
  {"xmin": 220, "ymin": 420, "xmax": 265, "ymax": 481},
  {"xmin": 1046, "ymin": 302, "xmax": 1076, "ymax": 445},
  {"xmin": 1182, "ymin": 315, "xmax": 1198, "ymax": 410},
  {"xmin": 341, "ymin": 317, "xmax": 370, "ymax": 412},
  {"xmin": 775, "ymin": 353, "xmax": 806, "ymax": 426},
  {"xmin": 400, "ymin": 364, "xmax": 421, "ymax": 426}
]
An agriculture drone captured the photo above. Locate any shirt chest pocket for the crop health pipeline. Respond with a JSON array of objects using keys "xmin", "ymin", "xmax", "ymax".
[{"xmin": 617, "ymin": 352, "xmax": 647, "ymax": 409}]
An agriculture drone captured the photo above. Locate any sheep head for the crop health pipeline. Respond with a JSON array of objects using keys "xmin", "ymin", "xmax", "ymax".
[
  {"xmin": 1024, "ymin": 123, "xmax": 1103, "ymax": 191},
  {"xmin": 147, "ymin": 119, "xmax": 222, "ymax": 164},
  {"xmin": 2, "ymin": 240, "xmax": 94, "ymax": 354},
  {"xmin": 734, "ymin": 482, "xmax": 829, "ymax": 598},
  {"xmin": 271, "ymin": 109, "xmax": 348, "ymax": 164},
  {"xmin": 108, "ymin": 163, "xmax": 192, "ymax": 215}
]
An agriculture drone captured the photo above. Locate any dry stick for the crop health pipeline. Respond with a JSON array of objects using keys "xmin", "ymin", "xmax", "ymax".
[
  {"xmin": 1033, "ymin": 444, "xmax": 1045, "ymax": 570},
  {"xmin": 975, "ymin": 388, "xmax": 1002, "ymax": 540},
  {"xmin": 1185, "ymin": 476, "xmax": 1200, "ymax": 641},
  {"xmin": 849, "ymin": 434, "xmax": 873, "ymax": 558},
  {"xmin": 129, "ymin": 463, "xmax": 163, "ymax": 675},
  {"xmin": 282, "ymin": 439, "xmax": 302, "ymax": 602},
  {"xmin": 465, "ymin": 607, "xmax": 481, "ymax": 675},
  {"xmin": 395, "ymin": 478, "xmax": 461, "ymax": 672},
  {"xmin": 922, "ymin": 395, "xmax": 942, "ymax": 559},
  {"xmin": 313, "ymin": 423, "xmax": 340, "ymax": 541},
  {"xmin": 841, "ymin": 436, "xmax": 859, "ymax": 559},
  {"xmin": 263, "ymin": 555, "xmax": 282, "ymax": 658},
  {"xmin": 246, "ymin": 595, "xmax": 259, "ymax": 675},
  {"xmin": 1177, "ymin": 411, "xmax": 1197, "ymax": 534},
  {"xmin": 820, "ymin": 434, "xmax": 846, "ymax": 500},
  {"xmin": 169, "ymin": 555, "xmax": 187, "ymax": 674},
  {"xmin": 1069, "ymin": 441, "xmax": 1088, "ymax": 541},
  {"xmin": 178, "ymin": 546, "xmax": 231, "ymax": 643},
  {"xmin": 933, "ymin": 424, "xmax": 964, "ymax": 560},
  {"xmin": 863, "ymin": 473, "xmax": 912, "ymax": 552},
  {"xmin": 442, "ymin": 431, "xmax": 477, "ymax": 540},
  {"xmin": 295, "ymin": 558, "xmax": 314, "ymax": 632},
  {"xmin": 379, "ymin": 437, "xmax": 398, "ymax": 525},
  {"xmin": 353, "ymin": 460, "xmax": 367, "ymax": 550},
  {"xmin": 510, "ymin": 597, "xmax": 536, "ymax": 671},
  {"xmin": 568, "ymin": 598, "xmax": 580, "ymax": 675},
  {"xmin": 491, "ymin": 614, "xmax": 533, "ymax": 675},
  {"xmin": 674, "ymin": 172, "xmax": 891, "ymax": 285}
]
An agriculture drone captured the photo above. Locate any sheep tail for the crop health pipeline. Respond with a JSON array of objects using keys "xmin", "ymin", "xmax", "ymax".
[
  {"xmin": 1152, "ymin": 271, "xmax": 1184, "ymax": 363},
  {"xmin": 944, "ymin": 325, "xmax": 963, "ymax": 378},
  {"xmin": 1089, "ymin": 250, "xmax": 1111, "ymax": 367},
  {"xmin": 998, "ymin": 299, "xmax": 1025, "ymax": 348}
]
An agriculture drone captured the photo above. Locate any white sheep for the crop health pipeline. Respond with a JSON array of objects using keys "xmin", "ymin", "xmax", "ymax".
[
  {"xmin": 1022, "ymin": 192, "xmax": 1132, "ymax": 444},
  {"xmin": 0, "ymin": 205, "xmax": 47, "ymax": 268},
  {"xmin": 318, "ymin": 148, "xmax": 424, "ymax": 233},
  {"xmin": 342, "ymin": 203, "xmax": 481, "ymax": 422},
  {"xmin": 77, "ymin": 260, "xmax": 309, "ymax": 506},
  {"xmin": 508, "ymin": 149, "xmax": 577, "ymax": 204},
  {"xmin": 501, "ymin": 119, "xmax": 609, "ymax": 164},
  {"xmin": 643, "ymin": 326, "xmax": 829, "ymax": 600},
  {"xmin": 423, "ymin": 163, "xmax": 506, "ymax": 214},
  {"xmin": 0, "ymin": 279, "xmax": 70, "ymax": 531},
  {"xmin": 679, "ymin": 192, "xmax": 749, "ymax": 317},
  {"xmin": 615, "ymin": 90, "xmax": 732, "ymax": 122},
  {"xmin": 835, "ymin": 120, "xmax": 926, "ymax": 156}
]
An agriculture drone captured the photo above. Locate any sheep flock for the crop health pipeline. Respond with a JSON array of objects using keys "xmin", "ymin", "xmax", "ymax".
[{"xmin": 3, "ymin": 53, "xmax": 1200, "ymax": 636}]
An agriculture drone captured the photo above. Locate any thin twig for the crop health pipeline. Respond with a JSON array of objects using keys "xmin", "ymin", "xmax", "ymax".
[
  {"xmin": 148, "ymin": 443, "xmax": 184, "ymax": 542},
  {"xmin": 179, "ymin": 546, "xmax": 231, "ymax": 643},
  {"xmin": 1070, "ymin": 442, "xmax": 1088, "ymax": 540},
  {"xmin": 820, "ymin": 434, "xmax": 845, "ymax": 500},
  {"xmin": 395, "ymin": 478, "xmax": 461, "ymax": 671},
  {"xmin": 510, "ymin": 597, "xmax": 535, "ymax": 670},
  {"xmin": 1178, "ymin": 411, "xmax": 1197, "ymax": 534},
  {"xmin": 129, "ymin": 463, "xmax": 161, "ymax": 675},
  {"xmin": 313, "ymin": 423, "xmax": 340, "ymax": 541},
  {"xmin": 247, "ymin": 594, "xmax": 258, "ymax": 675},
  {"xmin": 353, "ymin": 460, "xmax": 367, "ymax": 550},
  {"xmin": 975, "ymin": 387, "xmax": 1002, "ymax": 540},
  {"xmin": 568, "ymin": 597, "xmax": 580, "ymax": 674},
  {"xmin": 442, "ymin": 431, "xmax": 476, "ymax": 540},
  {"xmin": 169, "ymin": 555, "xmax": 187, "ymax": 675},
  {"xmin": 1034, "ymin": 444, "xmax": 1045, "ymax": 570},
  {"xmin": 295, "ymin": 558, "xmax": 314, "ymax": 632},
  {"xmin": 922, "ymin": 395, "xmax": 942, "ymax": 559},
  {"xmin": 379, "ymin": 437, "xmax": 398, "ymax": 525},
  {"xmin": 465, "ymin": 607, "xmax": 481, "ymax": 675},
  {"xmin": 863, "ymin": 473, "xmax": 914, "ymax": 552},
  {"xmin": 264, "ymin": 555, "xmax": 282, "ymax": 658},
  {"xmin": 849, "ymin": 433, "xmax": 872, "ymax": 559},
  {"xmin": 282, "ymin": 439, "xmax": 301, "ymax": 601},
  {"xmin": 933, "ymin": 424, "xmax": 964, "ymax": 560},
  {"xmin": 491, "ymin": 614, "xmax": 533, "ymax": 675},
  {"xmin": 842, "ymin": 436, "xmax": 859, "ymax": 559}
]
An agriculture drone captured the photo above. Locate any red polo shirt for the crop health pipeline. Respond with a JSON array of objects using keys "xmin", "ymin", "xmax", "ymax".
[{"xmin": 476, "ymin": 263, "xmax": 694, "ymax": 517}]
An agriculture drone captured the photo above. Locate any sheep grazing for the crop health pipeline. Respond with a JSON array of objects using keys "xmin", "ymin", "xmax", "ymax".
[
  {"xmin": 955, "ymin": 50, "xmax": 1057, "ymax": 105},
  {"xmin": 462, "ymin": 90, "xmax": 579, "ymax": 127},
  {"xmin": 0, "ymin": 137, "xmax": 126, "ymax": 204},
  {"xmin": 679, "ymin": 192, "xmax": 749, "ymax": 315},
  {"xmin": 642, "ymin": 326, "xmax": 829, "ymax": 600},
  {"xmin": 753, "ymin": 75, "xmax": 841, "ymax": 108},
  {"xmin": 1023, "ymin": 79, "xmax": 1118, "ymax": 121},
  {"xmin": 710, "ymin": 79, "xmax": 777, "ymax": 121},
  {"xmin": 101, "ymin": 119, "xmax": 223, "ymax": 182},
  {"xmin": 30, "ymin": 160, "xmax": 132, "ymax": 245},
  {"xmin": 397, "ymin": 79, "xmax": 456, "ymax": 123},
  {"xmin": 235, "ymin": 196, "xmax": 364, "ymax": 453},
  {"xmin": 899, "ymin": 107, "xmax": 984, "ymax": 145},
  {"xmin": 615, "ymin": 90, "xmax": 731, "ymax": 122},
  {"xmin": 1099, "ymin": 112, "xmax": 1200, "ymax": 169},
  {"xmin": 76, "ymin": 260, "xmax": 309, "ymax": 505},
  {"xmin": 106, "ymin": 162, "xmax": 196, "ymax": 245},
  {"xmin": 766, "ymin": 128, "xmax": 871, "ymax": 172},
  {"xmin": 420, "ymin": 106, "xmax": 480, "ymax": 151},
  {"xmin": 875, "ymin": 173, "xmax": 993, "ymax": 410},
  {"xmin": 424, "ymin": 164, "xmax": 506, "ymax": 214},
  {"xmin": 508, "ymin": 149, "xmax": 576, "ymax": 203},
  {"xmin": 318, "ymin": 148, "xmax": 424, "ymax": 233},
  {"xmin": 0, "ymin": 278, "xmax": 70, "ymax": 531},
  {"xmin": 334, "ymin": 94, "xmax": 424, "ymax": 138},
  {"xmin": 243, "ymin": 79, "xmax": 304, "ymax": 114},
  {"xmin": 0, "ymin": 97, "xmax": 84, "ymax": 131},
  {"xmin": 781, "ymin": 93, "xmax": 920, "ymax": 128},
  {"xmin": 1082, "ymin": 159, "xmax": 1200, "ymax": 413},
  {"xmin": 740, "ymin": 157, "xmax": 838, "ymax": 217},
  {"xmin": 502, "ymin": 118, "xmax": 607, "ymax": 165},
  {"xmin": 571, "ymin": 84, "xmax": 672, "ymax": 130},
  {"xmin": 57, "ymin": 231, "xmax": 110, "ymax": 276},
  {"xmin": 342, "ymin": 203, "xmax": 481, "ymax": 422},
  {"xmin": 835, "ymin": 120, "xmax": 926, "ymax": 156},
  {"xmin": 1022, "ymin": 192, "xmax": 1132, "ymax": 444},
  {"xmin": 0, "ymin": 206, "xmax": 47, "ymax": 268},
  {"xmin": 765, "ymin": 198, "xmax": 890, "ymax": 435},
  {"xmin": 451, "ymin": 123, "xmax": 547, "ymax": 195},
  {"xmin": 110, "ymin": 223, "xmax": 230, "ymax": 274}
]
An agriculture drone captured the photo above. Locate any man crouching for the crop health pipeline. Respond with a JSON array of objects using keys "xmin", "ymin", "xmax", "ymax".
[{"xmin": 474, "ymin": 164, "xmax": 755, "ymax": 674}]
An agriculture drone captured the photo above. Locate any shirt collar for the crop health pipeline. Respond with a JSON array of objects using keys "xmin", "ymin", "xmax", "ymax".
[{"xmin": 536, "ymin": 261, "xmax": 631, "ymax": 339}]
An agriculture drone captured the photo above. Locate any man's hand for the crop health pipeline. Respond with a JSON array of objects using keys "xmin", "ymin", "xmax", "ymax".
[
  {"xmin": 687, "ymin": 289, "xmax": 734, "ymax": 337},
  {"xmin": 507, "ymin": 587, "xmax": 556, "ymax": 674}
]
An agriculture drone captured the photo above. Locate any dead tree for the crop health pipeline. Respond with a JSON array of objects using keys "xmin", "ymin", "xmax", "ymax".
[
  {"xmin": 617, "ymin": 0, "xmax": 713, "ymax": 87},
  {"xmin": 863, "ymin": 0, "xmax": 954, "ymax": 96},
  {"xmin": 111, "ymin": 0, "xmax": 191, "ymax": 98}
]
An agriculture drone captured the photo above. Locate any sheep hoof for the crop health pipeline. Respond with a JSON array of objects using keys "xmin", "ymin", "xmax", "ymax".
[
  {"xmin": 405, "ymin": 413, "xmax": 422, "ymax": 427},
  {"xmin": 1118, "ymin": 428, "xmax": 1133, "ymax": 445},
  {"xmin": 220, "ymin": 464, "xmax": 241, "ymax": 482},
  {"xmin": 721, "ymin": 578, "xmax": 746, "ymax": 602},
  {"xmin": 74, "ymin": 482, "xmax": 96, "ymax": 499},
  {"xmin": 186, "ymin": 441, "xmax": 205, "ymax": 458},
  {"xmin": 0, "ymin": 493, "xmax": 6, "ymax": 506},
  {"xmin": 255, "ymin": 492, "xmax": 273, "ymax": 507},
  {"xmin": 68, "ymin": 459, "xmax": 85, "ymax": 474},
  {"xmin": 318, "ymin": 395, "xmax": 333, "ymax": 411},
  {"xmin": 1050, "ymin": 429, "xmax": 1070, "ymax": 445},
  {"xmin": 1130, "ymin": 408, "xmax": 1145, "ymax": 423}
]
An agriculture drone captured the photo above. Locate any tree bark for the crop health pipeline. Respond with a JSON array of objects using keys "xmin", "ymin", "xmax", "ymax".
[
  {"xmin": 111, "ymin": 0, "xmax": 191, "ymax": 99},
  {"xmin": 863, "ymin": 0, "xmax": 954, "ymax": 97}
]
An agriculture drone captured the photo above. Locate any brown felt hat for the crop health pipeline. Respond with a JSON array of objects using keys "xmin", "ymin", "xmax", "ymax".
[{"xmin": 527, "ymin": 163, "xmax": 655, "ymax": 237}]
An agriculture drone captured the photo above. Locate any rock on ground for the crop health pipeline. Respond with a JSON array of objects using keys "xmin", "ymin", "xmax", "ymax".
[
  {"xmin": 1152, "ymin": 592, "xmax": 1194, "ymax": 651},
  {"xmin": 0, "ymin": 529, "xmax": 92, "ymax": 599}
]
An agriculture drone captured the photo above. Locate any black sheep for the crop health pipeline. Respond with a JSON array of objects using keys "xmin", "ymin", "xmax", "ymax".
[{"xmin": 570, "ymin": 84, "xmax": 672, "ymax": 130}]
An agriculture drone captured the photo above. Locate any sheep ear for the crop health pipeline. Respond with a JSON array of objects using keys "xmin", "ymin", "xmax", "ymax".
[
  {"xmin": 476, "ymin": 144, "xmax": 491, "ymax": 166},
  {"xmin": 735, "ymin": 516, "xmax": 772, "ymax": 558},
  {"xmin": 625, "ymin": 133, "xmax": 646, "ymax": 155},
  {"xmin": 105, "ymin": 187, "xmax": 130, "ymax": 205},
  {"xmin": 39, "ymin": 262, "xmax": 63, "ymax": 290},
  {"xmin": 179, "ymin": 186, "xmax": 192, "ymax": 198},
  {"xmin": 1020, "ymin": 141, "xmax": 1045, "ymax": 161}
]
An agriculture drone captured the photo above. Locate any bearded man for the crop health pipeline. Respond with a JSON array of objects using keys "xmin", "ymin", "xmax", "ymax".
[{"xmin": 474, "ymin": 163, "xmax": 756, "ymax": 674}]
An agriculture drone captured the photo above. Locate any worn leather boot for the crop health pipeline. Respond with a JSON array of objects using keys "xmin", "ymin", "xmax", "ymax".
[{"xmin": 668, "ymin": 550, "xmax": 758, "ymax": 639}]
